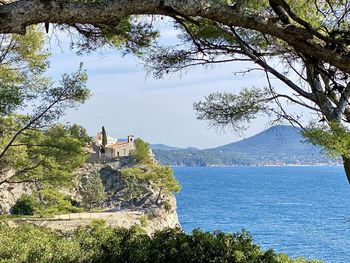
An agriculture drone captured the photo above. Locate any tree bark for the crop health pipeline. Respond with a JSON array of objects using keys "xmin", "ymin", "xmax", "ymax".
[
  {"xmin": 155, "ymin": 187, "xmax": 162, "ymax": 205},
  {"xmin": 342, "ymin": 156, "xmax": 350, "ymax": 184}
]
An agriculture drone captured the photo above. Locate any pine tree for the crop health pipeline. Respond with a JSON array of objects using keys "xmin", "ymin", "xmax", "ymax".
[
  {"xmin": 81, "ymin": 172, "xmax": 106, "ymax": 210},
  {"xmin": 132, "ymin": 138, "xmax": 151, "ymax": 164}
]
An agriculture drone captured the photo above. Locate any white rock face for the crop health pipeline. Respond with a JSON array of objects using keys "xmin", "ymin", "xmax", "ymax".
[
  {"xmin": 21, "ymin": 195, "xmax": 180, "ymax": 235},
  {"xmin": 0, "ymin": 169, "xmax": 32, "ymax": 214},
  {"xmin": 2, "ymin": 158, "xmax": 181, "ymax": 234}
]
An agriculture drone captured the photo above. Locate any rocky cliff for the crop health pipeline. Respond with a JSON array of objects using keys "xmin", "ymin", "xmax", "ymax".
[
  {"xmin": 0, "ymin": 169, "xmax": 32, "ymax": 214},
  {"xmin": 1, "ymin": 157, "xmax": 180, "ymax": 234}
]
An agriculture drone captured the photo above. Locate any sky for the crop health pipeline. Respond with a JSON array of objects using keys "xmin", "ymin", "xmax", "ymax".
[{"xmin": 46, "ymin": 26, "xmax": 309, "ymax": 149}]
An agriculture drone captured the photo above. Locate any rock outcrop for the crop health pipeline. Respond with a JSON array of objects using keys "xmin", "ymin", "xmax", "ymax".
[
  {"xmin": 1, "ymin": 157, "xmax": 180, "ymax": 234},
  {"xmin": 0, "ymin": 169, "xmax": 32, "ymax": 214},
  {"xmin": 18, "ymin": 195, "xmax": 179, "ymax": 235}
]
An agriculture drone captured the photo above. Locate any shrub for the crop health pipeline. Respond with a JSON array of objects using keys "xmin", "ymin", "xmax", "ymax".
[
  {"xmin": 163, "ymin": 200, "xmax": 172, "ymax": 212},
  {"xmin": 139, "ymin": 215, "xmax": 148, "ymax": 227},
  {"xmin": 11, "ymin": 191, "xmax": 83, "ymax": 216},
  {"xmin": 0, "ymin": 222, "xmax": 323, "ymax": 263},
  {"xmin": 11, "ymin": 195, "xmax": 37, "ymax": 215}
]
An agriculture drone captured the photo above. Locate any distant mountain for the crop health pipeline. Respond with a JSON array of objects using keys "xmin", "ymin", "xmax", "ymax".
[
  {"xmin": 150, "ymin": 144, "xmax": 181, "ymax": 151},
  {"xmin": 215, "ymin": 125, "xmax": 304, "ymax": 153},
  {"xmin": 185, "ymin": 147, "xmax": 200, "ymax": 151},
  {"xmin": 151, "ymin": 125, "xmax": 339, "ymax": 166}
]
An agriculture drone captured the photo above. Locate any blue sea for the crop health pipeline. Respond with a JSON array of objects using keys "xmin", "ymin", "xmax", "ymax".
[{"xmin": 173, "ymin": 166, "xmax": 350, "ymax": 263}]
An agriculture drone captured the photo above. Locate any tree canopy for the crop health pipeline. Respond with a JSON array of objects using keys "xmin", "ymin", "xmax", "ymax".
[
  {"xmin": 80, "ymin": 171, "xmax": 106, "ymax": 210},
  {"xmin": 121, "ymin": 164, "xmax": 181, "ymax": 204},
  {"xmin": 0, "ymin": 25, "xmax": 90, "ymax": 188},
  {"xmin": 1, "ymin": 0, "xmax": 350, "ymax": 182},
  {"xmin": 133, "ymin": 138, "xmax": 152, "ymax": 164}
]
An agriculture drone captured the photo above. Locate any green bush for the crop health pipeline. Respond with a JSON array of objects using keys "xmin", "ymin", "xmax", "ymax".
[
  {"xmin": 163, "ymin": 200, "xmax": 172, "ymax": 212},
  {"xmin": 11, "ymin": 191, "xmax": 83, "ymax": 216},
  {"xmin": 0, "ymin": 222, "xmax": 322, "ymax": 263},
  {"xmin": 11, "ymin": 195, "xmax": 37, "ymax": 215},
  {"xmin": 132, "ymin": 138, "xmax": 152, "ymax": 164},
  {"xmin": 139, "ymin": 215, "xmax": 148, "ymax": 227}
]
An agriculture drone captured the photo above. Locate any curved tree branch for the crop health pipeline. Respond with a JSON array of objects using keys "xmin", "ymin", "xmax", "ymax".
[{"xmin": 0, "ymin": 0, "xmax": 349, "ymax": 73}]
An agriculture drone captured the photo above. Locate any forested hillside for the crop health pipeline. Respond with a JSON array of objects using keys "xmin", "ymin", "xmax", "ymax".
[{"xmin": 152, "ymin": 126, "xmax": 338, "ymax": 166}]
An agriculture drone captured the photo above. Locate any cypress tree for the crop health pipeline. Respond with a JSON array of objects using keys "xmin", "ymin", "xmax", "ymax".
[{"xmin": 101, "ymin": 126, "xmax": 107, "ymax": 147}]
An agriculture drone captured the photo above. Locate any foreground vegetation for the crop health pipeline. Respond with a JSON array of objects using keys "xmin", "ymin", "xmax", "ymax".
[{"xmin": 0, "ymin": 221, "xmax": 321, "ymax": 263}]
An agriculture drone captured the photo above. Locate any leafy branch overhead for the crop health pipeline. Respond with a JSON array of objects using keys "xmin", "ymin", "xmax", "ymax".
[
  {"xmin": 194, "ymin": 88, "xmax": 273, "ymax": 131},
  {"xmin": 0, "ymin": 0, "xmax": 349, "ymax": 73}
]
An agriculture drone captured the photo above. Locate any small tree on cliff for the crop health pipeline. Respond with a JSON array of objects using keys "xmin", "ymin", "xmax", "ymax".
[
  {"xmin": 121, "ymin": 165, "xmax": 181, "ymax": 205},
  {"xmin": 81, "ymin": 171, "xmax": 106, "ymax": 210},
  {"xmin": 146, "ymin": 165, "xmax": 181, "ymax": 204},
  {"xmin": 132, "ymin": 138, "xmax": 151, "ymax": 164}
]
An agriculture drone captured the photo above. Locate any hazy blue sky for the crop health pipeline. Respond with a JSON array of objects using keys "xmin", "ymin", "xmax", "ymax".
[{"xmin": 47, "ymin": 27, "xmax": 309, "ymax": 149}]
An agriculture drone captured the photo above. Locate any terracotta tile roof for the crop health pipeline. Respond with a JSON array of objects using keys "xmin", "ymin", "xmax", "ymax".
[{"xmin": 105, "ymin": 142, "xmax": 129, "ymax": 148}]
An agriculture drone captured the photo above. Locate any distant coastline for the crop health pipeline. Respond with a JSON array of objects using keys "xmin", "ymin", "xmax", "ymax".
[{"xmin": 152, "ymin": 125, "xmax": 339, "ymax": 167}]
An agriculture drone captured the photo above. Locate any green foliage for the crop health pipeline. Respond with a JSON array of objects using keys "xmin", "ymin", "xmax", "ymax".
[
  {"xmin": 194, "ymin": 88, "xmax": 272, "ymax": 132},
  {"xmin": 0, "ymin": 26, "xmax": 49, "ymax": 117},
  {"xmin": 121, "ymin": 170, "xmax": 144, "ymax": 200},
  {"xmin": 0, "ymin": 223, "xmax": 80, "ymax": 263},
  {"xmin": 102, "ymin": 17, "xmax": 159, "ymax": 57},
  {"xmin": 71, "ymin": 16, "xmax": 159, "ymax": 56},
  {"xmin": 0, "ymin": 66, "xmax": 90, "ymax": 188},
  {"xmin": 0, "ymin": 23, "xmax": 90, "ymax": 190},
  {"xmin": 1, "ymin": 122, "xmax": 89, "ymax": 188},
  {"xmin": 302, "ymin": 122, "xmax": 350, "ymax": 158},
  {"xmin": 11, "ymin": 195, "xmax": 37, "ymax": 215},
  {"xmin": 11, "ymin": 191, "xmax": 83, "ymax": 216},
  {"xmin": 132, "ymin": 138, "xmax": 151, "ymax": 164},
  {"xmin": 80, "ymin": 171, "xmax": 106, "ymax": 210},
  {"xmin": 0, "ymin": 222, "xmax": 322, "ymax": 263},
  {"xmin": 139, "ymin": 214, "xmax": 148, "ymax": 227},
  {"xmin": 36, "ymin": 189, "xmax": 83, "ymax": 215},
  {"xmin": 68, "ymin": 123, "xmax": 92, "ymax": 144},
  {"xmin": 121, "ymin": 164, "xmax": 181, "ymax": 204},
  {"xmin": 163, "ymin": 200, "xmax": 172, "ymax": 212}
]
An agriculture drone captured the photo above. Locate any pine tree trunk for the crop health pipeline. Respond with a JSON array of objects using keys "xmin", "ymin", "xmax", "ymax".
[
  {"xmin": 155, "ymin": 188, "xmax": 162, "ymax": 205},
  {"xmin": 342, "ymin": 155, "xmax": 350, "ymax": 184}
]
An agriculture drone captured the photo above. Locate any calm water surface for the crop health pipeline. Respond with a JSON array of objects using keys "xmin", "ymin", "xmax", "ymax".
[{"xmin": 173, "ymin": 166, "xmax": 350, "ymax": 263}]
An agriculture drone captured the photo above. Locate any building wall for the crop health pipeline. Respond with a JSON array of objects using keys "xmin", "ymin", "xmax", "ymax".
[
  {"xmin": 106, "ymin": 143, "xmax": 135, "ymax": 158},
  {"xmin": 88, "ymin": 134, "xmax": 135, "ymax": 163}
]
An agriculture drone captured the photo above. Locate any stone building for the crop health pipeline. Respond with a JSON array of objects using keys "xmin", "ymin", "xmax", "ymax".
[
  {"xmin": 104, "ymin": 135, "xmax": 135, "ymax": 158},
  {"xmin": 89, "ymin": 130, "xmax": 135, "ymax": 163}
]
